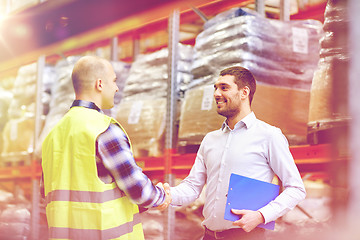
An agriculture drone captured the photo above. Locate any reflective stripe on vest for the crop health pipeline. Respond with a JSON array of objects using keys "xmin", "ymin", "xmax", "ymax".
[
  {"xmin": 45, "ymin": 188, "xmax": 126, "ymax": 206},
  {"xmin": 49, "ymin": 213, "xmax": 141, "ymax": 240}
]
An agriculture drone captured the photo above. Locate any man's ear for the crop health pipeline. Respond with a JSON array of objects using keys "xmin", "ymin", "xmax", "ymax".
[
  {"xmin": 241, "ymin": 86, "xmax": 250, "ymax": 99},
  {"xmin": 95, "ymin": 78, "xmax": 103, "ymax": 91}
]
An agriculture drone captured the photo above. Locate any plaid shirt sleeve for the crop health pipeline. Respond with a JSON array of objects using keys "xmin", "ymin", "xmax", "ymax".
[{"xmin": 96, "ymin": 123, "xmax": 166, "ymax": 208}]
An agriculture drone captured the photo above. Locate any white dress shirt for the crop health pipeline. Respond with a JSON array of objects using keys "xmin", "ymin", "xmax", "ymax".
[{"xmin": 171, "ymin": 112, "xmax": 306, "ymax": 231}]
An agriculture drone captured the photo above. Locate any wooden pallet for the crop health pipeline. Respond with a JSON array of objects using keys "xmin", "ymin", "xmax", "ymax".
[{"xmin": 307, "ymin": 118, "xmax": 349, "ymax": 145}]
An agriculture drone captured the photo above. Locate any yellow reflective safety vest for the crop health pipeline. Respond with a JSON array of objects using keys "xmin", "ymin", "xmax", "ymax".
[{"xmin": 42, "ymin": 106, "xmax": 144, "ymax": 240}]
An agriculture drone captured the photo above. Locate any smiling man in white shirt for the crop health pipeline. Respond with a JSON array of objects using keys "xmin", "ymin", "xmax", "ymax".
[{"xmin": 165, "ymin": 66, "xmax": 306, "ymax": 240}]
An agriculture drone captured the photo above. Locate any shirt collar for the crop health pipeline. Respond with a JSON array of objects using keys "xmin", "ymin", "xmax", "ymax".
[
  {"xmin": 221, "ymin": 112, "xmax": 256, "ymax": 132},
  {"xmin": 71, "ymin": 100, "xmax": 102, "ymax": 113}
]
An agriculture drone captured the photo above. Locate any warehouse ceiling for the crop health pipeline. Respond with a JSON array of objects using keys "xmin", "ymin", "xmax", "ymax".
[
  {"xmin": 0, "ymin": 0, "xmax": 326, "ymax": 73},
  {"xmin": 0, "ymin": 0, "xmax": 179, "ymax": 61}
]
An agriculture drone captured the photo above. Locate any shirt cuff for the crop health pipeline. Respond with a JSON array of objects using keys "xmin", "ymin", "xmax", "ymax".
[
  {"xmin": 169, "ymin": 188, "xmax": 182, "ymax": 206},
  {"xmin": 153, "ymin": 186, "xmax": 166, "ymax": 207},
  {"xmin": 258, "ymin": 205, "xmax": 277, "ymax": 224}
]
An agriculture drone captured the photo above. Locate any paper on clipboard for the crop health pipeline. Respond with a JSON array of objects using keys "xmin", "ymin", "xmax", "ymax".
[{"xmin": 224, "ymin": 173, "xmax": 280, "ymax": 230}]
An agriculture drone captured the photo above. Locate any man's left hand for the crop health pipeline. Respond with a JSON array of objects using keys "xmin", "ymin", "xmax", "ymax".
[{"xmin": 231, "ymin": 209, "xmax": 265, "ymax": 232}]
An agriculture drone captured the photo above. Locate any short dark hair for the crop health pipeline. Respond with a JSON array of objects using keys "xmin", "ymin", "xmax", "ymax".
[{"xmin": 220, "ymin": 66, "xmax": 256, "ymax": 104}]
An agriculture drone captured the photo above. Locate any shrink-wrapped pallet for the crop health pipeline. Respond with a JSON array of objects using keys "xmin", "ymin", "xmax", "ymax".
[
  {"xmin": 191, "ymin": 8, "xmax": 323, "ymax": 90},
  {"xmin": 117, "ymin": 44, "xmax": 193, "ymax": 157},
  {"xmin": 180, "ymin": 8, "xmax": 322, "ymax": 147},
  {"xmin": 1, "ymin": 63, "xmax": 54, "ymax": 163},
  {"xmin": 308, "ymin": 0, "xmax": 349, "ymax": 132}
]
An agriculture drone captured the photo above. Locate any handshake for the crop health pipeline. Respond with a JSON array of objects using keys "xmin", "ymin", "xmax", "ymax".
[{"xmin": 155, "ymin": 182, "xmax": 172, "ymax": 210}]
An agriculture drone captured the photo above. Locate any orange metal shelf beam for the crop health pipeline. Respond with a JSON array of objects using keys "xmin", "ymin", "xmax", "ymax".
[
  {"xmin": 290, "ymin": 1, "xmax": 327, "ymax": 22},
  {"xmin": 0, "ymin": 144, "xmax": 345, "ymax": 182},
  {"xmin": 139, "ymin": 144, "xmax": 339, "ymax": 181}
]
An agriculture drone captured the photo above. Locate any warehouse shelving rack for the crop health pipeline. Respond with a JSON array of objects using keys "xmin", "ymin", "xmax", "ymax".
[
  {"xmin": 0, "ymin": 0, "xmax": 332, "ymax": 239},
  {"xmin": 0, "ymin": 143, "xmax": 344, "ymax": 184}
]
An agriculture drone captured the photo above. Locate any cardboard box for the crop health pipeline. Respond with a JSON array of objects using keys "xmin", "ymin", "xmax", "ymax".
[{"xmin": 115, "ymin": 98, "xmax": 167, "ymax": 157}]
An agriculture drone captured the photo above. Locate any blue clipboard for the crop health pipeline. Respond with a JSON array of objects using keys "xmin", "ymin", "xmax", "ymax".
[{"xmin": 224, "ymin": 173, "xmax": 280, "ymax": 230}]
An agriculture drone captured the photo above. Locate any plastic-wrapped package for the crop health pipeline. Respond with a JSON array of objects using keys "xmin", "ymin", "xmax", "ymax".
[
  {"xmin": 0, "ymin": 189, "xmax": 31, "ymax": 240},
  {"xmin": 203, "ymin": 7, "xmax": 254, "ymax": 30},
  {"xmin": 0, "ymin": 205, "xmax": 30, "ymax": 224},
  {"xmin": 0, "ymin": 75, "xmax": 15, "ymax": 91},
  {"xmin": 122, "ymin": 43, "xmax": 194, "ymax": 100},
  {"xmin": 0, "ymin": 88, "xmax": 13, "ymax": 132},
  {"xmin": 117, "ymin": 44, "xmax": 193, "ymax": 156},
  {"xmin": 42, "ymin": 65, "xmax": 57, "ymax": 116},
  {"xmin": 308, "ymin": 0, "xmax": 349, "ymax": 131},
  {"xmin": 308, "ymin": 58, "xmax": 334, "ymax": 123},
  {"xmin": 7, "ymin": 63, "xmax": 37, "ymax": 119},
  {"xmin": 6, "ymin": 63, "xmax": 56, "ymax": 118},
  {"xmin": 0, "ymin": 190, "xmax": 13, "ymax": 203},
  {"xmin": 111, "ymin": 61, "xmax": 131, "ymax": 105},
  {"xmin": 187, "ymin": 75, "xmax": 216, "ymax": 90},
  {"xmin": 191, "ymin": 9, "xmax": 323, "ymax": 90},
  {"xmin": 319, "ymin": 0, "xmax": 348, "ymax": 58},
  {"xmin": 216, "ymin": 60, "xmax": 318, "ymax": 89},
  {"xmin": 123, "ymin": 64, "xmax": 168, "ymax": 99}
]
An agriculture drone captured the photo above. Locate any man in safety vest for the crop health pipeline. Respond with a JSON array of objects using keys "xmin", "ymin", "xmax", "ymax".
[{"xmin": 42, "ymin": 56, "xmax": 171, "ymax": 240}]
